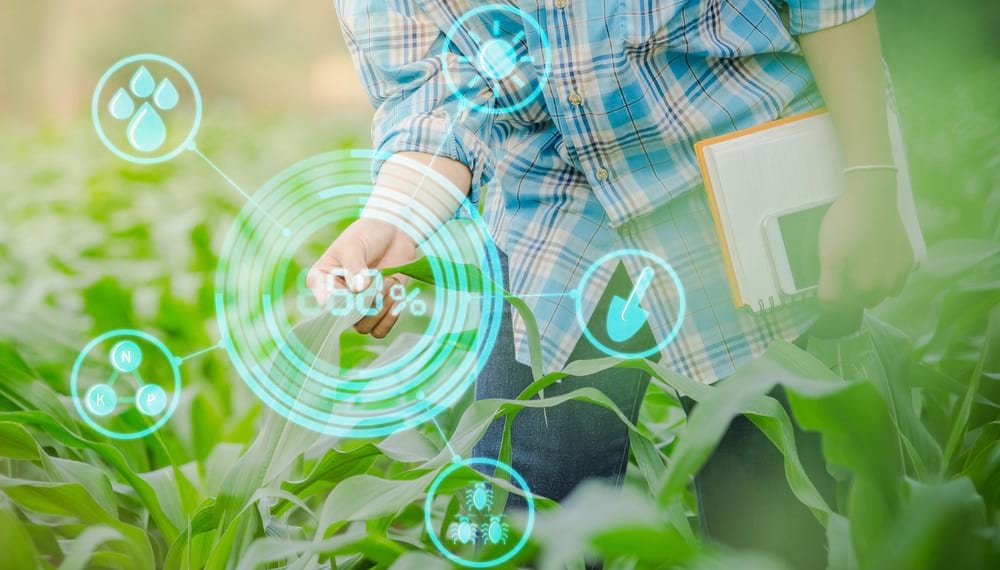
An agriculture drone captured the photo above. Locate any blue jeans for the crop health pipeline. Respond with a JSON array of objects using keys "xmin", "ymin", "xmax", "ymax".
[
  {"xmin": 473, "ymin": 256, "xmax": 654, "ymax": 505},
  {"xmin": 474, "ymin": 252, "xmax": 834, "ymax": 568}
]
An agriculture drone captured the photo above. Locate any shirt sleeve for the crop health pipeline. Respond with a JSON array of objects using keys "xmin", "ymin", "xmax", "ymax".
[
  {"xmin": 783, "ymin": 0, "xmax": 876, "ymax": 35},
  {"xmin": 334, "ymin": 0, "xmax": 495, "ymax": 201}
]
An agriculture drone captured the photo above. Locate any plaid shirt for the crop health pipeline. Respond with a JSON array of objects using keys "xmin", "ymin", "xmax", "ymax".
[{"xmin": 336, "ymin": 0, "xmax": 876, "ymax": 382}]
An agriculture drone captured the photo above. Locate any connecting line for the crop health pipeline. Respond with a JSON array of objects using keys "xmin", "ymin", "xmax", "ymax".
[
  {"xmin": 174, "ymin": 340, "xmax": 225, "ymax": 365},
  {"xmin": 187, "ymin": 143, "xmax": 291, "ymax": 236},
  {"xmin": 430, "ymin": 416, "xmax": 461, "ymax": 461},
  {"xmin": 460, "ymin": 290, "xmax": 577, "ymax": 300},
  {"xmin": 105, "ymin": 370, "xmax": 121, "ymax": 387}
]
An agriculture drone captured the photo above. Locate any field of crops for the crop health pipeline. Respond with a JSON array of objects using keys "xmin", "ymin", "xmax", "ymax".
[{"xmin": 0, "ymin": 1, "xmax": 997, "ymax": 568}]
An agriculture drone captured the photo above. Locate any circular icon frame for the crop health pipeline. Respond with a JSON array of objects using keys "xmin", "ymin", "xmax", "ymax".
[
  {"xmin": 441, "ymin": 4, "xmax": 552, "ymax": 115},
  {"xmin": 215, "ymin": 150, "xmax": 504, "ymax": 438},
  {"xmin": 70, "ymin": 329, "xmax": 182, "ymax": 439},
  {"xmin": 424, "ymin": 457, "xmax": 535, "ymax": 568},
  {"xmin": 91, "ymin": 53, "xmax": 202, "ymax": 164},
  {"xmin": 574, "ymin": 249, "xmax": 687, "ymax": 360}
]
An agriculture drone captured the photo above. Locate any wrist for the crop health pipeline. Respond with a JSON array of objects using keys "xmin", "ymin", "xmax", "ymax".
[{"xmin": 843, "ymin": 167, "xmax": 898, "ymax": 201}]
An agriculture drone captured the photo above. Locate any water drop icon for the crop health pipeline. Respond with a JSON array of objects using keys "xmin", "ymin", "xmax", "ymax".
[
  {"xmin": 130, "ymin": 66, "xmax": 155, "ymax": 98},
  {"xmin": 153, "ymin": 78, "xmax": 179, "ymax": 110},
  {"xmin": 127, "ymin": 103, "xmax": 167, "ymax": 152},
  {"xmin": 108, "ymin": 88, "xmax": 134, "ymax": 120}
]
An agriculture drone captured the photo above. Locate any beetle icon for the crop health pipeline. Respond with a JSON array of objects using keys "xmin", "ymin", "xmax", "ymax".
[
  {"xmin": 447, "ymin": 515, "xmax": 478, "ymax": 545},
  {"xmin": 466, "ymin": 482, "xmax": 493, "ymax": 512},
  {"xmin": 481, "ymin": 514, "xmax": 510, "ymax": 545}
]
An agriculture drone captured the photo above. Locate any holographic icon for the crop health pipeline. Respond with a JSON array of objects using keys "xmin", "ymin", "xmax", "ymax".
[
  {"xmin": 216, "ymin": 150, "xmax": 503, "ymax": 438},
  {"xmin": 71, "ymin": 330, "xmax": 182, "ymax": 439},
  {"xmin": 389, "ymin": 283, "xmax": 427, "ymax": 316},
  {"xmin": 85, "ymin": 384, "xmax": 117, "ymax": 416},
  {"xmin": 425, "ymin": 457, "xmax": 534, "ymax": 567},
  {"xmin": 296, "ymin": 270, "xmax": 429, "ymax": 319},
  {"xmin": 607, "ymin": 266, "xmax": 655, "ymax": 343},
  {"xmin": 92, "ymin": 54, "xmax": 202, "ymax": 164},
  {"xmin": 466, "ymin": 482, "xmax": 493, "ymax": 512},
  {"xmin": 441, "ymin": 4, "xmax": 552, "ymax": 115},
  {"xmin": 110, "ymin": 340, "xmax": 142, "ymax": 373},
  {"xmin": 448, "ymin": 515, "xmax": 477, "ymax": 545},
  {"xmin": 135, "ymin": 384, "xmax": 168, "ymax": 416},
  {"xmin": 575, "ymin": 249, "xmax": 686, "ymax": 360},
  {"xmin": 481, "ymin": 515, "xmax": 510, "ymax": 546}
]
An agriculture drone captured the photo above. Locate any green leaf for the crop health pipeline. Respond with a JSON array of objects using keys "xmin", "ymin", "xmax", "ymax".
[
  {"xmin": 58, "ymin": 526, "xmax": 123, "ymax": 570},
  {"xmin": 0, "ymin": 421, "xmax": 40, "ymax": 460},
  {"xmin": 0, "ymin": 343, "xmax": 76, "ymax": 428},
  {"xmin": 870, "ymin": 478, "xmax": 988, "ymax": 569},
  {"xmin": 0, "ymin": 506, "xmax": 41, "ymax": 569},
  {"xmin": 316, "ymin": 472, "xmax": 435, "ymax": 532},
  {"xmin": 0, "ymin": 476, "xmax": 153, "ymax": 567},
  {"xmin": 0, "ymin": 411, "xmax": 179, "ymax": 542},
  {"xmin": 274, "ymin": 443, "xmax": 382, "ymax": 513},
  {"xmin": 532, "ymin": 482, "xmax": 695, "ymax": 570}
]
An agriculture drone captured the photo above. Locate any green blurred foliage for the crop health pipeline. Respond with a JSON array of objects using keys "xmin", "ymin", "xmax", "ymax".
[{"xmin": 0, "ymin": 0, "xmax": 997, "ymax": 568}]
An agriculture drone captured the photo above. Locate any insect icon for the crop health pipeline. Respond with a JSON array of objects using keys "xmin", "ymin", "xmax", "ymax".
[
  {"xmin": 447, "ymin": 514, "xmax": 478, "ymax": 545},
  {"xmin": 481, "ymin": 515, "xmax": 510, "ymax": 545},
  {"xmin": 466, "ymin": 482, "xmax": 493, "ymax": 512}
]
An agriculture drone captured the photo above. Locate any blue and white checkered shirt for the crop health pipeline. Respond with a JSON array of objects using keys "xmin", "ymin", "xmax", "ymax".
[{"xmin": 336, "ymin": 0, "xmax": 876, "ymax": 382}]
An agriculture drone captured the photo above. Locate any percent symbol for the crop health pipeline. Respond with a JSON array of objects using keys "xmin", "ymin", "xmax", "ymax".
[{"xmin": 389, "ymin": 283, "xmax": 427, "ymax": 316}]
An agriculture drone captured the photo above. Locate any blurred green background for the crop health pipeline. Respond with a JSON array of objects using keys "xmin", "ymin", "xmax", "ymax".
[{"xmin": 0, "ymin": 1, "xmax": 997, "ymax": 569}]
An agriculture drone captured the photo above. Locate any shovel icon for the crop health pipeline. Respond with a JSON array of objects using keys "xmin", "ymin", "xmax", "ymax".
[{"xmin": 606, "ymin": 266, "xmax": 655, "ymax": 343}]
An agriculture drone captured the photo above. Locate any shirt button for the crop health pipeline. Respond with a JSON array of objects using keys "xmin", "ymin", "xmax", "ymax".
[
  {"xmin": 555, "ymin": 0, "xmax": 568, "ymax": 8},
  {"xmin": 595, "ymin": 167, "xmax": 609, "ymax": 181},
  {"xmin": 568, "ymin": 91, "xmax": 583, "ymax": 106}
]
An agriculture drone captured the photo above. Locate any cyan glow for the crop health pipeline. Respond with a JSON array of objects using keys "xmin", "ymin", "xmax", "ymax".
[
  {"xmin": 215, "ymin": 150, "xmax": 504, "ymax": 438},
  {"xmin": 574, "ymin": 249, "xmax": 687, "ymax": 359},
  {"xmin": 424, "ymin": 457, "xmax": 535, "ymax": 568},
  {"xmin": 70, "ymin": 329, "xmax": 181, "ymax": 439},
  {"xmin": 440, "ymin": 4, "xmax": 552, "ymax": 116},
  {"xmin": 91, "ymin": 54, "xmax": 202, "ymax": 164}
]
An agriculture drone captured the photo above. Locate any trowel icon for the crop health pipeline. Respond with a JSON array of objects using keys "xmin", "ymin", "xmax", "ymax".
[{"xmin": 606, "ymin": 266, "xmax": 655, "ymax": 343}]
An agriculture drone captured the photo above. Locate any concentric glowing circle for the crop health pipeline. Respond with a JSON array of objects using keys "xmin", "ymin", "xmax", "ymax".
[
  {"xmin": 70, "ymin": 329, "xmax": 182, "ymax": 439},
  {"xmin": 215, "ymin": 150, "xmax": 504, "ymax": 437},
  {"xmin": 424, "ymin": 457, "xmax": 535, "ymax": 568},
  {"xmin": 441, "ymin": 4, "xmax": 552, "ymax": 115}
]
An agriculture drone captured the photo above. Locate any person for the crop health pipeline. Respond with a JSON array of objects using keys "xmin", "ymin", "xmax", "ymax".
[{"xmin": 312, "ymin": 1, "xmax": 913, "ymax": 566}]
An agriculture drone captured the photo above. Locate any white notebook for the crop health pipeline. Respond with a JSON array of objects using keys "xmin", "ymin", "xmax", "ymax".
[{"xmin": 695, "ymin": 109, "xmax": 927, "ymax": 312}]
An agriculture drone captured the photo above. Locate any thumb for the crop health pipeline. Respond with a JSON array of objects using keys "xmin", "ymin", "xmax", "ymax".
[
  {"xmin": 340, "ymin": 246, "xmax": 372, "ymax": 293},
  {"xmin": 308, "ymin": 247, "xmax": 370, "ymax": 308}
]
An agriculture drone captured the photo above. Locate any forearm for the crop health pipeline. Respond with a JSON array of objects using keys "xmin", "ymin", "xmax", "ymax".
[
  {"xmin": 364, "ymin": 152, "xmax": 472, "ymax": 238},
  {"xmin": 799, "ymin": 11, "xmax": 894, "ymax": 171}
]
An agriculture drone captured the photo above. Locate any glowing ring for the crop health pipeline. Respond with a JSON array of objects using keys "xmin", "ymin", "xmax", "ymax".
[
  {"xmin": 441, "ymin": 4, "xmax": 552, "ymax": 115},
  {"xmin": 70, "ymin": 329, "xmax": 182, "ymax": 440},
  {"xmin": 215, "ymin": 150, "xmax": 503, "ymax": 437},
  {"xmin": 91, "ymin": 53, "xmax": 202, "ymax": 164},
  {"xmin": 574, "ymin": 249, "xmax": 686, "ymax": 359},
  {"xmin": 424, "ymin": 457, "xmax": 535, "ymax": 568}
]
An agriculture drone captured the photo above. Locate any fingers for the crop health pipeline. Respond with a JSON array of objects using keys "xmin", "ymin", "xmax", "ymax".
[
  {"xmin": 844, "ymin": 261, "xmax": 911, "ymax": 308},
  {"xmin": 352, "ymin": 275, "xmax": 408, "ymax": 339},
  {"xmin": 354, "ymin": 276, "xmax": 396, "ymax": 334},
  {"xmin": 308, "ymin": 238, "xmax": 372, "ymax": 305},
  {"xmin": 817, "ymin": 252, "xmax": 847, "ymax": 307},
  {"xmin": 818, "ymin": 243, "xmax": 914, "ymax": 310}
]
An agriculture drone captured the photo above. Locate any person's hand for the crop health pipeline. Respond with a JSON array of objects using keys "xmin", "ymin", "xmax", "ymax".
[
  {"xmin": 817, "ymin": 170, "xmax": 913, "ymax": 309},
  {"xmin": 307, "ymin": 217, "xmax": 417, "ymax": 338}
]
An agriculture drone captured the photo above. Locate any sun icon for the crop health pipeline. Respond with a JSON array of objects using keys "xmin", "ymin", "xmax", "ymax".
[
  {"xmin": 442, "ymin": 4, "xmax": 552, "ymax": 115},
  {"xmin": 463, "ymin": 21, "xmax": 532, "ymax": 92}
]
